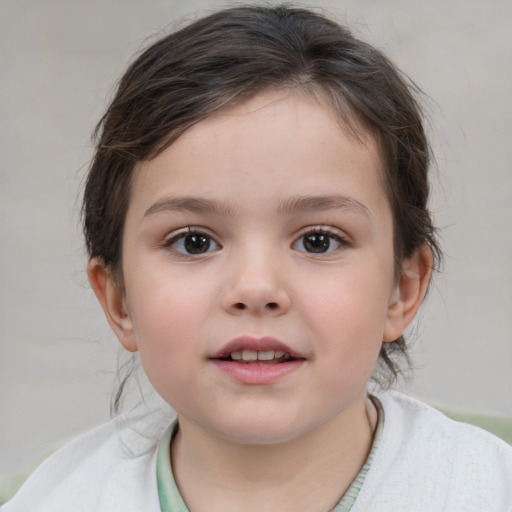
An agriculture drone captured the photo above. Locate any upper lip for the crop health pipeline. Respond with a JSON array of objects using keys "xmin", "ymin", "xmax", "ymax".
[{"xmin": 210, "ymin": 336, "xmax": 304, "ymax": 359}]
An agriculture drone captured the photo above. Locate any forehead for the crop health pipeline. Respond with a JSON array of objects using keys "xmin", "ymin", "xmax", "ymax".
[
  {"xmin": 123, "ymin": 96, "xmax": 396, "ymax": 252},
  {"xmin": 131, "ymin": 91, "xmax": 385, "ymax": 200}
]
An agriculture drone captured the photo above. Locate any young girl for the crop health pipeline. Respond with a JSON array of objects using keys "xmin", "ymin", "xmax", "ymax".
[{"xmin": 3, "ymin": 5, "xmax": 511, "ymax": 511}]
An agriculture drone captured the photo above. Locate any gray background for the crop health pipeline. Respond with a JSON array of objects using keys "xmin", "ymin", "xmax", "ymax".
[{"xmin": 1, "ymin": 0, "xmax": 511, "ymax": 483}]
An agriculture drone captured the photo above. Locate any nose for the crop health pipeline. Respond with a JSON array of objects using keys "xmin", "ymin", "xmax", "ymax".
[{"xmin": 221, "ymin": 255, "xmax": 291, "ymax": 316}]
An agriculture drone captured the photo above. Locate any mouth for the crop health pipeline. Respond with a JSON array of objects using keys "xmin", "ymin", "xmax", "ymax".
[
  {"xmin": 217, "ymin": 349, "xmax": 295, "ymax": 365},
  {"xmin": 210, "ymin": 336, "xmax": 305, "ymax": 364},
  {"xmin": 209, "ymin": 336, "xmax": 305, "ymax": 384}
]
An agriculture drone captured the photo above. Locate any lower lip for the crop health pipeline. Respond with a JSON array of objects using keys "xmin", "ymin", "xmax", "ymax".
[{"xmin": 210, "ymin": 359, "xmax": 304, "ymax": 384}]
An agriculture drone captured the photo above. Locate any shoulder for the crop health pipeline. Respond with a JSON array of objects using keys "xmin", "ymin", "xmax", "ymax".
[
  {"xmin": 378, "ymin": 390, "xmax": 512, "ymax": 458},
  {"xmin": 353, "ymin": 390, "xmax": 512, "ymax": 511},
  {"xmin": 1, "ymin": 410, "xmax": 171, "ymax": 512}
]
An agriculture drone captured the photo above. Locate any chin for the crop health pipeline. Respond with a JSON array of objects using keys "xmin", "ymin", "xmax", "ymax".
[{"xmin": 209, "ymin": 415, "xmax": 311, "ymax": 446}]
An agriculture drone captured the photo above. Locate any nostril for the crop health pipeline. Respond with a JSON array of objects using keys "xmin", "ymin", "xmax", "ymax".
[{"xmin": 228, "ymin": 301, "xmax": 283, "ymax": 312}]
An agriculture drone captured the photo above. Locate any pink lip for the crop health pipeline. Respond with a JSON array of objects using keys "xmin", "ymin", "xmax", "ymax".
[
  {"xmin": 209, "ymin": 336, "xmax": 306, "ymax": 385},
  {"xmin": 211, "ymin": 359, "xmax": 304, "ymax": 384}
]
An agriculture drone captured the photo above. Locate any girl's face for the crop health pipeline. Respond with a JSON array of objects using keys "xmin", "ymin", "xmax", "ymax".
[{"xmin": 92, "ymin": 92, "xmax": 426, "ymax": 444}]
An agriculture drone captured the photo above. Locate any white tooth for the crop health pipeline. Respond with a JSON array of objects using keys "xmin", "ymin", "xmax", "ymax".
[
  {"xmin": 274, "ymin": 350, "xmax": 284, "ymax": 358},
  {"xmin": 242, "ymin": 350, "xmax": 258, "ymax": 361},
  {"xmin": 283, "ymin": 353, "xmax": 291, "ymax": 360},
  {"xmin": 230, "ymin": 351, "xmax": 242, "ymax": 360},
  {"xmin": 257, "ymin": 350, "xmax": 275, "ymax": 361}
]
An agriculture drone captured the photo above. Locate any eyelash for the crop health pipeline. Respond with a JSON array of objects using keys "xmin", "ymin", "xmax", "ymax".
[
  {"xmin": 292, "ymin": 227, "xmax": 349, "ymax": 255},
  {"xmin": 163, "ymin": 227, "xmax": 221, "ymax": 257},
  {"xmin": 162, "ymin": 226, "xmax": 350, "ymax": 257}
]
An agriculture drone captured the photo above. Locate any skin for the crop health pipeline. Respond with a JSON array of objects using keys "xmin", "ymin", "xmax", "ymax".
[{"xmin": 89, "ymin": 91, "xmax": 432, "ymax": 512}]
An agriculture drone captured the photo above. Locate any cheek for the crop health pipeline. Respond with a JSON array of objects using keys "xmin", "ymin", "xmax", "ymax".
[
  {"xmin": 128, "ymin": 263, "xmax": 214, "ymax": 328},
  {"xmin": 124, "ymin": 269, "xmax": 215, "ymax": 380},
  {"xmin": 296, "ymin": 261, "xmax": 392, "ymax": 370},
  {"xmin": 300, "ymin": 262, "xmax": 392, "ymax": 327},
  {"xmin": 127, "ymin": 293, "xmax": 201, "ymax": 405}
]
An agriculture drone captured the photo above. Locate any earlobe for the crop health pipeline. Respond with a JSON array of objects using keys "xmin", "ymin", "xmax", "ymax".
[
  {"xmin": 383, "ymin": 245, "xmax": 433, "ymax": 342},
  {"xmin": 87, "ymin": 258, "xmax": 138, "ymax": 352}
]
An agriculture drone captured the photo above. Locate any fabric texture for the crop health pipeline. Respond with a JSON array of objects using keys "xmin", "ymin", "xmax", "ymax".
[
  {"xmin": 2, "ymin": 391, "xmax": 511, "ymax": 512},
  {"xmin": 351, "ymin": 391, "xmax": 512, "ymax": 511}
]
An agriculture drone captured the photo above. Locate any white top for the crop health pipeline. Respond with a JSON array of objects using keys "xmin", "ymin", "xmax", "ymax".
[
  {"xmin": 2, "ymin": 391, "xmax": 511, "ymax": 512},
  {"xmin": 351, "ymin": 392, "xmax": 512, "ymax": 511}
]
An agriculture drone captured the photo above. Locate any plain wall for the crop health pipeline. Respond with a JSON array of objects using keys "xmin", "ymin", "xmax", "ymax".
[{"xmin": 1, "ymin": 0, "xmax": 511, "ymax": 482}]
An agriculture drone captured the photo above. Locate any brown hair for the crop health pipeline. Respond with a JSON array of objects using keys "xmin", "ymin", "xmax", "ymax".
[{"xmin": 83, "ymin": 5, "xmax": 441, "ymax": 404}]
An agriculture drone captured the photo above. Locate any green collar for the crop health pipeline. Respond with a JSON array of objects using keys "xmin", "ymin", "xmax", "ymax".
[{"xmin": 156, "ymin": 422, "xmax": 188, "ymax": 512}]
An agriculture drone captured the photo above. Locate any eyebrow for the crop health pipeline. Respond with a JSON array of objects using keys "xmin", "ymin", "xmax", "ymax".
[
  {"xmin": 278, "ymin": 195, "xmax": 371, "ymax": 217},
  {"xmin": 144, "ymin": 194, "xmax": 370, "ymax": 218},
  {"xmin": 144, "ymin": 196, "xmax": 238, "ymax": 217}
]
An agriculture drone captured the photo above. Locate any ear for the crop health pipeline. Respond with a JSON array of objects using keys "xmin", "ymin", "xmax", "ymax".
[
  {"xmin": 87, "ymin": 258, "xmax": 138, "ymax": 352},
  {"xmin": 383, "ymin": 245, "xmax": 433, "ymax": 342}
]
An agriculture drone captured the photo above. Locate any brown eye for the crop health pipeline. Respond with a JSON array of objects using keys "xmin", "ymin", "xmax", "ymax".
[
  {"xmin": 302, "ymin": 233, "xmax": 331, "ymax": 253},
  {"xmin": 293, "ymin": 230, "xmax": 346, "ymax": 254},
  {"xmin": 184, "ymin": 234, "xmax": 211, "ymax": 254},
  {"xmin": 166, "ymin": 231, "xmax": 220, "ymax": 255}
]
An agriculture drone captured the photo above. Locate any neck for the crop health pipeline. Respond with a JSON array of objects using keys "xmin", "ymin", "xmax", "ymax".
[{"xmin": 171, "ymin": 394, "xmax": 378, "ymax": 512}]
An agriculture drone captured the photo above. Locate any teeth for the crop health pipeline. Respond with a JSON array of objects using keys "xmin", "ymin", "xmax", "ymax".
[
  {"xmin": 230, "ymin": 350, "xmax": 290, "ymax": 361},
  {"xmin": 242, "ymin": 350, "xmax": 258, "ymax": 361},
  {"xmin": 257, "ymin": 350, "xmax": 274, "ymax": 361}
]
